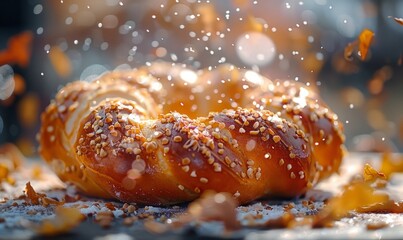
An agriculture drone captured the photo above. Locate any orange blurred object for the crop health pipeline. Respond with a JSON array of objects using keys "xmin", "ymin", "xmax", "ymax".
[
  {"xmin": 48, "ymin": 46, "xmax": 72, "ymax": 78},
  {"xmin": 0, "ymin": 31, "xmax": 33, "ymax": 68},
  {"xmin": 358, "ymin": 29, "xmax": 374, "ymax": 61},
  {"xmin": 17, "ymin": 93, "xmax": 40, "ymax": 128},
  {"xmin": 390, "ymin": 16, "xmax": 403, "ymax": 25}
]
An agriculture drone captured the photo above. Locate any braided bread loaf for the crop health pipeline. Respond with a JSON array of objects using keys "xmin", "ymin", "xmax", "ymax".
[{"xmin": 39, "ymin": 62, "xmax": 345, "ymax": 205}]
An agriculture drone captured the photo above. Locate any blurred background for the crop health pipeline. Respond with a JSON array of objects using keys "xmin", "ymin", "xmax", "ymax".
[{"xmin": 0, "ymin": 0, "xmax": 402, "ymax": 156}]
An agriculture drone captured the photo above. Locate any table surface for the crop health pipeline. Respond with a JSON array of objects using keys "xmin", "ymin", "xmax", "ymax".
[{"xmin": 1, "ymin": 153, "xmax": 403, "ymax": 240}]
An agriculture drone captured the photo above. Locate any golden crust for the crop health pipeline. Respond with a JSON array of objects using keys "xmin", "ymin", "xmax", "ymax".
[{"xmin": 39, "ymin": 62, "xmax": 345, "ymax": 205}]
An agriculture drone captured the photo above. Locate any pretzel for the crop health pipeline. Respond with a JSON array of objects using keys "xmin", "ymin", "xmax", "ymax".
[{"xmin": 39, "ymin": 62, "xmax": 345, "ymax": 205}]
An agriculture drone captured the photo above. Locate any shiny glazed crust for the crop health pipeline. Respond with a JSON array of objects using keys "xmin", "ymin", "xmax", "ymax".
[{"xmin": 39, "ymin": 62, "xmax": 345, "ymax": 205}]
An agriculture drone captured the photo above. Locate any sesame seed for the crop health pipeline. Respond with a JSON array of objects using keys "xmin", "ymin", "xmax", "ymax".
[
  {"xmin": 207, "ymin": 157, "xmax": 214, "ymax": 164},
  {"xmin": 253, "ymin": 122, "xmax": 259, "ymax": 129},
  {"xmin": 287, "ymin": 164, "xmax": 292, "ymax": 170},
  {"xmin": 264, "ymin": 153, "xmax": 271, "ymax": 159},
  {"xmin": 259, "ymin": 126, "xmax": 266, "ymax": 132},
  {"xmin": 229, "ymin": 125, "xmax": 235, "ymax": 130},
  {"xmin": 218, "ymin": 149, "xmax": 224, "ymax": 154},
  {"xmin": 100, "ymin": 148, "xmax": 108, "ymax": 158},
  {"xmin": 239, "ymin": 128, "xmax": 246, "ymax": 134},
  {"xmin": 273, "ymin": 135, "xmax": 281, "ymax": 143},
  {"xmin": 178, "ymin": 185, "xmax": 185, "ymax": 190},
  {"xmin": 58, "ymin": 105, "xmax": 67, "ymax": 113},
  {"xmin": 200, "ymin": 177, "xmax": 208, "ymax": 183},
  {"xmin": 47, "ymin": 126, "xmax": 54, "ymax": 133},
  {"xmin": 249, "ymin": 130, "xmax": 259, "ymax": 135},
  {"xmin": 212, "ymin": 132, "xmax": 221, "ymax": 139},
  {"xmin": 290, "ymin": 172, "xmax": 296, "ymax": 179},
  {"xmin": 255, "ymin": 171, "xmax": 261, "ymax": 180},
  {"xmin": 173, "ymin": 136, "xmax": 182, "ymax": 142},
  {"xmin": 247, "ymin": 160, "xmax": 255, "ymax": 166},
  {"xmin": 161, "ymin": 138, "xmax": 169, "ymax": 145},
  {"xmin": 190, "ymin": 171, "xmax": 197, "ymax": 177},
  {"xmin": 230, "ymin": 162, "xmax": 236, "ymax": 168},
  {"xmin": 217, "ymin": 142, "xmax": 224, "ymax": 148},
  {"xmin": 181, "ymin": 165, "xmax": 190, "ymax": 172},
  {"xmin": 289, "ymin": 152, "xmax": 296, "ymax": 159},
  {"xmin": 213, "ymin": 163, "xmax": 222, "ymax": 172},
  {"xmin": 279, "ymin": 159, "xmax": 285, "ymax": 166},
  {"xmin": 145, "ymin": 142, "xmax": 157, "ymax": 153},
  {"xmin": 164, "ymin": 147, "xmax": 169, "ymax": 154},
  {"xmin": 296, "ymin": 129, "xmax": 305, "ymax": 137},
  {"xmin": 233, "ymin": 191, "xmax": 240, "ymax": 198},
  {"xmin": 182, "ymin": 158, "xmax": 190, "ymax": 165},
  {"xmin": 319, "ymin": 129, "xmax": 325, "ymax": 138},
  {"xmin": 50, "ymin": 135, "xmax": 55, "ymax": 142},
  {"xmin": 194, "ymin": 187, "xmax": 201, "ymax": 193},
  {"xmin": 224, "ymin": 156, "xmax": 231, "ymax": 165},
  {"xmin": 131, "ymin": 148, "xmax": 140, "ymax": 155},
  {"xmin": 218, "ymin": 122, "xmax": 226, "ymax": 129},
  {"xmin": 154, "ymin": 131, "xmax": 163, "ymax": 138},
  {"xmin": 268, "ymin": 128, "xmax": 275, "ymax": 135},
  {"xmin": 247, "ymin": 168, "xmax": 254, "ymax": 178}
]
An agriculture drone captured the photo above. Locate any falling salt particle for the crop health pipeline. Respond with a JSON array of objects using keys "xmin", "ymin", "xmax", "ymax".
[
  {"xmin": 236, "ymin": 8, "xmax": 240, "ymax": 12},
  {"xmin": 33, "ymin": 4, "xmax": 43, "ymax": 15},
  {"xmin": 308, "ymin": 36, "xmax": 314, "ymax": 43},
  {"xmin": 285, "ymin": 2, "xmax": 291, "ymax": 8},
  {"xmin": 0, "ymin": 65, "xmax": 15, "ymax": 100},
  {"xmin": 74, "ymin": 40, "xmax": 78, "ymax": 45},
  {"xmin": 152, "ymin": 15, "xmax": 156, "ymax": 19},
  {"xmin": 41, "ymin": 72, "xmax": 44, "ymax": 76},
  {"xmin": 100, "ymin": 42, "xmax": 109, "ymax": 50},
  {"xmin": 288, "ymin": 28, "xmax": 292, "ymax": 32},
  {"xmin": 349, "ymin": 103, "xmax": 354, "ymax": 109},
  {"xmin": 119, "ymin": 1, "xmax": 123, "ymax": 6},
  {"xmin": 69, "ymin": 4, "xmax": 78, "ymax": 13},
  {"xmin": 299, "ymin": 1, "xmax": 304, "ymax": 5},
  {"xmin": 316, "ymin": 52, "xmax": 324, "ymax": 60},
  {"xmin": 179, "ymin": 24, "xmax": 185, "ymax": 29},
  {"xmin": 253, "ymin": 1, "xmax": 258, "ymax": 4},
  {"xmin": 65, "ymin": 17, "xmax": 73, "ymax": 25},
  {"xmin": 170, "ymin": 54, "xmax": 178, "ymax": 62},
  {"xmin": 271, "ymin": 27, "xmax": 277, "ymax": 32},
  {"xmin": 295, "ymin": 77, "xmax": 299, "ymax": 81},
  {"xmin": 381, "ymin": 137, "xmax": 385, "ymax": 141},
  {"xmin": 303, "ymin": 21, "xmax": 308, "ymax": 25},
  {"xmin": 329, "ymin": 5, "xmax": 333, "ymax": 9},
  {"xmin": 345, "ymin": 120, "xmax": 349, "ymax": 124},
  {"xmin": 343, "ymin": 19, "xmax": 347, "ymax": 23},
  {"xmin": 151, "ymin": 41, "xmax": 159, "ymax": 47},
  {"xmin": 279, "ymin": 54, "xmax": 284, "ymax": 60},
  {"xmin": 36, "ymin": 27, "xmax": 43, "ymax": 35},
  {"xmin": 98, "ymin": 23, "xmax": 103, "ymax": 28},
  {"xmin": 44, "ymin": 44, "xmax": 51, "ymax": 51}
]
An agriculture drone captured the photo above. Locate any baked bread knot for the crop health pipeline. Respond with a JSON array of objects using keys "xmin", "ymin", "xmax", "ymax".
[{"xmin": 39, "ymin": 62, "xmax": 345, "ymax": 205}]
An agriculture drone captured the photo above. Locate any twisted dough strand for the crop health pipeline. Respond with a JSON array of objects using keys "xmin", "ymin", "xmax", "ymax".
[{"xmin": 39, "ymin": 62, "xmax": 345, "ymax": 205}]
